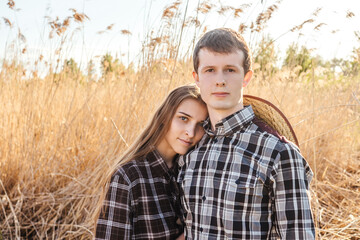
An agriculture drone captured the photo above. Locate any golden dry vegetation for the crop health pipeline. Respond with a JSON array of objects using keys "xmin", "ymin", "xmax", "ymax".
[{"xmin": 1, "ymin": 0, "xmax": 360, "ymax": 239}]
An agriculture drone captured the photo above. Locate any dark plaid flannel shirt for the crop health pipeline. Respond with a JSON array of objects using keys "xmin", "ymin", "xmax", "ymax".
[
  {"xmin": 96, "ymin": 150, "xmax": 183, "ymax": 240},
  {"xmin": 178, "ymin": 105, "xmax": 315, "ymax": 239}
]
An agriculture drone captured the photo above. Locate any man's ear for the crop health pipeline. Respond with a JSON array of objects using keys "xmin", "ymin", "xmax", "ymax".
[
  {"xmin": 193, "ymin": 71, "xmax": 200, "ymax": 87},
  {"xmin": 243, "ymin": 70, "xmax": 253, "ymax": 88}
]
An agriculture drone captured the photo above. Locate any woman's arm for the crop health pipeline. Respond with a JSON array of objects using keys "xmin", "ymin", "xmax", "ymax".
[{"xmin": 95, "ymin": 170, "xmax": 133, "ymax": 239}]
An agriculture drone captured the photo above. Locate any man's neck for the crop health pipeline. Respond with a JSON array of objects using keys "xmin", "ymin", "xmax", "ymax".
[{"xmin": 208, "ymin": 103, "xmax": 244, "ymax": 130}]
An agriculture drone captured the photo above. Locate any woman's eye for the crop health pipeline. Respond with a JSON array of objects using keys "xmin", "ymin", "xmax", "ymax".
[{"xmin": 179, "ymin": 116, "xmax": 188, "ymax": 121}]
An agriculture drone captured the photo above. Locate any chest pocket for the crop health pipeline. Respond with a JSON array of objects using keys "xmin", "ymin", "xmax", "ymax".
[
  {"xmin": 223, "ymin": 156, "xmax": 267, "ymax": 203},
  {"xmin": 224, "ymin": 169, "xmax": 261, "ymax": 198},
  {"xmin": 221, "ymin": 160, "xmax": 268, "ymax": 238}
]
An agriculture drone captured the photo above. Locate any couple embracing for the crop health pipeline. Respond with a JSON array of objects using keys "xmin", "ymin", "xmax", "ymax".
[{"xmin": 95, "ymin": 28, "xmax": 315, "ymax": 240}]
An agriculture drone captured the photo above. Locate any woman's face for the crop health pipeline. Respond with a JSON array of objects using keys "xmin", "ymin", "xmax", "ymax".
[{"xmin": 157, "ymin": 98, "xmax": 208, "ymax": 161}]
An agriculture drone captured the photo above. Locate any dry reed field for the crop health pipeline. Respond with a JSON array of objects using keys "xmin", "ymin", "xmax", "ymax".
[{"xmin": 1, "ymin": 0, "xmax": 360, "ymax": 239}]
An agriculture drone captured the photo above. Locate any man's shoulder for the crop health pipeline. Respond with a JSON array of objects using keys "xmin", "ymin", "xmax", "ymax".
[
  {"xmin": 246, "ymin": 119, "xmax": 301, "ymax": 151},
  {"xmin": 251, "ymin": 117, "xmax": 294, "ymax": 144},
  {"xmin": 184, "ymin": 121, "xmax": 295, "ymax": 153}
]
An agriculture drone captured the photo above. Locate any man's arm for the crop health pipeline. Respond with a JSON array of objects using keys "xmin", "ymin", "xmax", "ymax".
[
  {"xmin": 95, "ymin": 171, "xmax": 133, "ymax": 239},
  {"xmin": 273, "ymin": 143, "xmax": 315, "ymax": 239}
]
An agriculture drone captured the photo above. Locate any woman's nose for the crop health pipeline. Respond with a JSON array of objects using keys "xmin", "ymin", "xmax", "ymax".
[{"xmin": 185, "ymin": 127, "xmax": 195, "ymax": 138}]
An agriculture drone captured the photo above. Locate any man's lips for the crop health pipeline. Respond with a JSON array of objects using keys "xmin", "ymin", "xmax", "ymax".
[{"xmin": 212, "ymin": 92, "xmax": 229, "ymax": 97}]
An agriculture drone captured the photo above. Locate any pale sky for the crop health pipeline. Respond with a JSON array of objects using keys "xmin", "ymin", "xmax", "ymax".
[{"xmin": 1, "ymin": 0, "xmax": 359, "ymax": 73}]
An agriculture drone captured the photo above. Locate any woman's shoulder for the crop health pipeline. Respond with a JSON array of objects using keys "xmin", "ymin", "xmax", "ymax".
[{"xmin": 111, "ymin": 158, "xmax": 146, "ymax": 185}]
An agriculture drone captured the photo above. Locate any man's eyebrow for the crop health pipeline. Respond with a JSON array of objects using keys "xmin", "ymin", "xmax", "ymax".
[
  {"xmin": 178, "ymin": 111, "xmax": 192, "ymax": 118},
  {"xmin": 201, "ymin": 65, "xmax": 215, "ymax": 69},
  {"xmin": 201, "ymin": 64, "xmax": 238, "ymax": 68},
  {"xmin": 225, "ymin": 64, "xmax": 239, "ymax": 68}
]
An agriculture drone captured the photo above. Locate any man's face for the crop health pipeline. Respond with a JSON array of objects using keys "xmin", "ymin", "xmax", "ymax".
[{"xmin": 193, "ymin": 48, "xmax": 253, "ymax": 118}]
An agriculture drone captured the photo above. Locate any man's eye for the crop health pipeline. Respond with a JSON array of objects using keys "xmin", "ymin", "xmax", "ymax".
[
  {"xmin": 227, "ymin": 69, "xmax": 235, "ymax": 72},
  {"xmin": 205, "ymin": 69, "xmax": 214, "ymax": 72}
]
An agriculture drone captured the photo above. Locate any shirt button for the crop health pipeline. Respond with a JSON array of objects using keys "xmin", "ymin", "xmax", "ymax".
[
  {"xmin": 213, "ymin": 138, "xmax": 218, "ymax": 143},
  {"xmin": 200, "ymin": 227, "xmax": 203, "ymax": 232},
  {"xmin": 202, "ymin": 196, "xmax": 206, "ymax": 201}
]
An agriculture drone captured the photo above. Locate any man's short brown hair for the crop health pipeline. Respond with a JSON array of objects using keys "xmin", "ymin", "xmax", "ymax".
[{"xmin": 193, "ymin": 28, "xmax": 252, "ymax": 74}]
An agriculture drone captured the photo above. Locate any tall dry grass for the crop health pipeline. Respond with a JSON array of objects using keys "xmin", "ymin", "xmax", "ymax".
[
  {"xmin": 0, "ymin": 60, "xmax": 195, "ymax": 239},
  {"xmin": 1, "ymin": 0, "xmax": 360, "ymax": 239},
  {"xmin": 1, "ymin": 58, "xmax": 359, "ymax": 240}
]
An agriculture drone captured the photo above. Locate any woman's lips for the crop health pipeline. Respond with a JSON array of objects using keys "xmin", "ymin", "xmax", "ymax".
[{"xmin": 178, "ymin": 138, "xmax": 192, "ymax": 146}]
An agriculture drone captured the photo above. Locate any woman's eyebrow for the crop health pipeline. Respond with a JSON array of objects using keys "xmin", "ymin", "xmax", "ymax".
[{"xmin": 178, "ymin": 111, "xmax": 192, "ymax": 118}]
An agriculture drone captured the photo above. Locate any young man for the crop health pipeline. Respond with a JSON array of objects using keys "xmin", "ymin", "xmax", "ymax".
[{"xmin": 178, "ymin": 28, "xmax": 315, "ymax": 239}]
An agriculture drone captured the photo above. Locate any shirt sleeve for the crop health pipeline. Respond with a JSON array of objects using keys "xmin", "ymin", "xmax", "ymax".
[
  {"xmin": 95, "ymin": 170, "xmax": 133, "ymax": 239},
  {"xmin": 273, "ymin": 143, "xmax": 315, "ymax": 239}
]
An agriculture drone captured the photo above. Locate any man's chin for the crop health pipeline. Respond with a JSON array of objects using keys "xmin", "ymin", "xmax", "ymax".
[{"xmin": 208, "ymin": 104, "xmax": 243, "ymax": 113}]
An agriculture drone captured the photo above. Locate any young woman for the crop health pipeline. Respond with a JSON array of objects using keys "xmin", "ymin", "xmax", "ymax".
[{"xmin": 95, "ymin": 85, "xmax": 208, "ymax": 240}]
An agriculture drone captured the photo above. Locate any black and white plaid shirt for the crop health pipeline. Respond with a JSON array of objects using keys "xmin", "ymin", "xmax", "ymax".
[
  {"xmin": 96, "ymin": 150, "xmax": 183, "ymax": 240},
  {"xmin": 178, "ymin": 105, "xmax": 315, "ymax": 239}
]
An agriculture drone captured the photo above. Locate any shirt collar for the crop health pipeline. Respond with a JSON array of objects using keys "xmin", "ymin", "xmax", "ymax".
[
  {"xmin": 146, "ymin": 149, "xmax": 176, "ymax": 179},
  {"xmin": 203, "ymin": 105, "xmax": 255, "ymax": 137}
]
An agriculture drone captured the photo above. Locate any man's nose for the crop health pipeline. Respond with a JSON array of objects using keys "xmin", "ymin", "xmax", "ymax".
[
  {"xmin": 215, "ymin": 73, "xmax": 226, "ymax": 87},
  {"xmin": 216, "ymin": 81, "xmax": 226, "ymax": 87}
]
